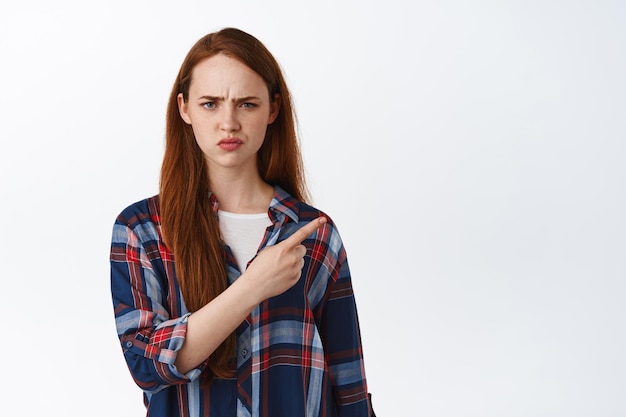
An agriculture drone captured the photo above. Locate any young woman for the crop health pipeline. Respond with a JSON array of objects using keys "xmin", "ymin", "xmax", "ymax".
[{"xmin": 110, "ymin": 27, "xmax": 372, "ymax": 417}]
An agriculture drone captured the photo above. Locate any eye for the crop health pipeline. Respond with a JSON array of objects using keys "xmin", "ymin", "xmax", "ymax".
[
  {"xmin": 240, "ymin": 102, "xmax": 258, "ymax": 109},
  {"xmin": 202, "ymin": 102, "xmax": 216, "ymax": 109}
]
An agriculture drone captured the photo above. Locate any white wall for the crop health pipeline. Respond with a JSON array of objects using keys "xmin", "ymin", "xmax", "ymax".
[{"xmin": 1, "ymin": 0, "xmax": 624, "ymax": 415}]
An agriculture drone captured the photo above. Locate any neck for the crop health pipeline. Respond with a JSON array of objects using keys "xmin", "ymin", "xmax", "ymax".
[{"xmin": 208, "ymin": 166, "xmax": 273, "ymax": 214}]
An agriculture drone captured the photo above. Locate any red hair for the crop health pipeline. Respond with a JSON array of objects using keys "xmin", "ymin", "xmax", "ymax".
[{"xmin": 159, "ymin": 28, "xmax": 308, "ymax": 379}]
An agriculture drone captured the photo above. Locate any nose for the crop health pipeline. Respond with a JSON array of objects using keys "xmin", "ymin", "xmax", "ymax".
[{"xmin": 220, "ymin": 107, "xmax": 241, "ymax": 133}]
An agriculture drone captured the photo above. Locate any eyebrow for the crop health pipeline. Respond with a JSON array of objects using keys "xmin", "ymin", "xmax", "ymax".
[{"xmin": 198, "ymin": 95, "xmax": 261, "ymax": 102}]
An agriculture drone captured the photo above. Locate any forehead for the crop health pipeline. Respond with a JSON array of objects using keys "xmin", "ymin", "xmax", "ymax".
[{"xmin": 189, "ymin": 54, "xmax": 269, "ymax": 97}]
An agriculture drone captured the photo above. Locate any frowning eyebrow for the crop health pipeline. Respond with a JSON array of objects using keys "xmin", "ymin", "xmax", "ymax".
[{"xmin": 197, "ymin": 95, "xmax": 261, "ymax": 102}]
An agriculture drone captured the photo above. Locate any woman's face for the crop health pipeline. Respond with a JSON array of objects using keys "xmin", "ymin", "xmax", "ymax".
[{"xmin": 178, "ymin": 53, "xmax": 280, "ymax": 176}]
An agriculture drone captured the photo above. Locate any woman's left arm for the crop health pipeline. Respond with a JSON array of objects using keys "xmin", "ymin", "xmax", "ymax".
[{"xmin": 311, "ymin": 222, "xmax": 371, "ymax": 416}]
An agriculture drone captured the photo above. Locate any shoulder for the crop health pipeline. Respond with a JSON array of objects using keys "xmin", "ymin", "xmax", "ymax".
[
  {"xmin": 296, "ymin": 200, "xmax": 327, "ymax": 221},
  {"xmin": 295, "ymin": 201, "xmax": 346, "ymax": 252},
  {"xmin": 272, "ymin": 186, "xmax": 337, "ymax": 226},
  {"xmin": 296, "ymin": 202, "xmax": 341, "ymax": 235},
  {"xmin": 115, "ymin": 195, "xmax": 161, "ymax": 227},
  {"xmin": 112, "ymin": 195, "xmax": 161, "ymax": 245}
]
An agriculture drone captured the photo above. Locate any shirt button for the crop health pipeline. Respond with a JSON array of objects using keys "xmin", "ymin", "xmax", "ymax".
[
  {"xmin": 125, "ymin": 341, "xmax": 133, "ymax": 348},
  {"xmin": 240, "ymin": 348, "xmax": 248, "ymax": 357}
]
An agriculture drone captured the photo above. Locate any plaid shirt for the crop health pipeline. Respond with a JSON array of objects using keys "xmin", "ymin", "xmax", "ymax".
[{"xmin": 110, "ymin": 186, "xmax": 370, "ymax": 417}]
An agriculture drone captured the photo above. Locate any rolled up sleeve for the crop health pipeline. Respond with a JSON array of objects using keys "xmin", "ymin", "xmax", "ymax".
[{"xmin": 110, "ymin": 217, "xmax": 205, "ymax": 394}]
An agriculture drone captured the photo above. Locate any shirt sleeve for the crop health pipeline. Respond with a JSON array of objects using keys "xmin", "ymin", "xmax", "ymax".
[
  {"xmin": 312, "ymin": 222, "xmax": 371, "ymax": 417},
  {"xmin": 110, "ymin": 214, "xmax": 205, "ymax": 394}
]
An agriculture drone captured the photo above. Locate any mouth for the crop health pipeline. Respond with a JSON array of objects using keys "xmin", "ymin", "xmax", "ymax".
[{"xmin": 218, "ymin": 137, "xmax": 243, "ymax": 151}]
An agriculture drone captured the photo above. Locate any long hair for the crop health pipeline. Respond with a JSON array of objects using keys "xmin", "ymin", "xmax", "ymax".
[{"xmin": 160, "ymin": 28, "xmax": 308, "ymax": 380}]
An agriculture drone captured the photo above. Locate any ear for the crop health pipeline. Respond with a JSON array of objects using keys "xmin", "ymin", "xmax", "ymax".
[
  {"xmin": 267, "ymin": 93, "xmax": 281, "ymax": 125},
  {"xmin": 177, "ymin": 93, "xmax": 192, "ymax": 125}
]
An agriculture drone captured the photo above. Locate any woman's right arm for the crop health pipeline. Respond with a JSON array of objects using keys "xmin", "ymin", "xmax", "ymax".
[
  {"xmin": 111, "ymin": 213, "xmax": 195, "ymax": 393},
  {"xmin": 174, "ymin": 217, "xmax": 327, "ymax": 373},
  {"xmin": 111, "ymin": 204, "xmax": 326, "ymax": 388}
]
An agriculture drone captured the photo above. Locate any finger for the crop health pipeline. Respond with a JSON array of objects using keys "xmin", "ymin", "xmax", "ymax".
[{"xmin": 283, "ymin": 217, "xmax": 327, "ymax": 247}]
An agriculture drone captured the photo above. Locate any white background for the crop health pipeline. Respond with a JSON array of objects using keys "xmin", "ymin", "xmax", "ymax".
[{"xmin": 1, "ymin": 1, "xmax": 624, "ymax": 416}]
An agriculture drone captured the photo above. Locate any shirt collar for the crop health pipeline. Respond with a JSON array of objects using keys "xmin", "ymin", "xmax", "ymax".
[
  {"xmin": 208, "ymin": 185, "xmax": 300, "ymax": 223},
  {"xmin": 269, "ymin": 185, "xmax": 300, "ymax": 223}
]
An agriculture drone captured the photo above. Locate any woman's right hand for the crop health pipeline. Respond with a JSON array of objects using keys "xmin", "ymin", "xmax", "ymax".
[{"xmin": 242, "ymin": 217, "xmax": 327, "ymax": 302}]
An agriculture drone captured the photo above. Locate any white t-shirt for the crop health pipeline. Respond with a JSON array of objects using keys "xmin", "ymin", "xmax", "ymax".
[{"xmin": 218, "ymin": 210, "xmax": 272, "ymax": 273}]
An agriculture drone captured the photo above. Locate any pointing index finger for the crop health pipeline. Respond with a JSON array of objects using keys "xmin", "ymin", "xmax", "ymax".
[{"xmin": 284, "ymin": 217, "xmax": 327, "ymax": 247}]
